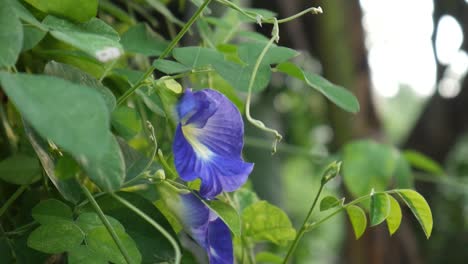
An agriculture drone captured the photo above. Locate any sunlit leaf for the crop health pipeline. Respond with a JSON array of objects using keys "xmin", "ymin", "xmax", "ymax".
[
  {"xmin": 24, "ymin": 0, "xmax": 98, "ymax": 22},
  {"xmin": 370, "ymin": 192, "xmax": 391, "ymax": 226},
  {"xmin": 233, "ymin": 188, "xmax": 259, "ymax": 212},
  {"xmin": 346, "ymin": 205, "xmax": 367, "ymax": 239},
  {"xmin": 319, "ymin": 196, "xmax": 342, "ymax": 211},
  {"xmin": 242, "ymin": 201, "xmax": 296, "ymax": 245},
  {"xmin": 255, "ymin": 251, "xmax": 283, "ymax": 264},
  {"xmin": 397, "ymin": 189, "xmax": 433, "ymax": 238},
  {"xmin": 386, "ymin": 195, "xmax": 402, "ymax": 235}
]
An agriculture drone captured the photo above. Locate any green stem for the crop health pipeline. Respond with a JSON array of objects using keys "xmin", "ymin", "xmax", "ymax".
[
  {"xmin": 216, "ymin": 0, "xmax": 322, "ymax": 24},
  {"xmin": 0, "ymin": 224, "xmax": 16, "ymax": 260},
  {"xmin": 244, "ymin": 136, "xmax": 326, "ymax": 160},
  {"xmin": 3, "ymin": 221, "xmax": 38, "ymax": 236},
  {"xmin": 305, "ymin": 189, "xmax": 400, "ymax": 232},
  {"xmin": 0, "ymin": 185, "xmax": 27, "ymax": 218},
  {"xmin": 282, "ymin": 182, "xmax": 325, "ymax": 263},
  {"xmin": 111, "ymin": 193, "xmax": 182, "ymax": 264},
  {"xmin": 245, "ymin": 21, "xmax": 282, "ymax": 154},
  {"xmin": 80, "ymin": 186, "xmax": 133, "ymax": 264},
  {"xmin": 116, "ymin": 0, "xmax": 212, "ymax": 106}
]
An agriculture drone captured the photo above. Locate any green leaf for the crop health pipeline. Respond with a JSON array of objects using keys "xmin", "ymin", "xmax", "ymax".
[
  {"xmin": 394, "ymin": 154, "xmax": 414, "ymax": 188},
  {"xmin": 43, "ymin": 16, "xmax": 123, "ymax": 62},
  {"xmin": 24, "ymin": 122, "xmax": 82, "ymax": 204},
  {"xmin": 145, "ymin": 0, "xmax": 184, "ymax": 26},
  {"xmin": 0, "ymin": 72, "xmax": 125, "ymax": 191},
  {"xmin": 242, "ymin": 201, "xmax": 296, "ymax": 245},
  {"xmin": 86, "ymin": 226, "xmax": 141, "ymax": 264},
  {"xmin": 54, "ymin": 154, "xmax": 80, "ymax": 181},
  {"xmin": 213, "ymin": 60, "xmax": 271, "ymax": 92},
  {"xmin": 68, "ymin": 245, "xmax": 108, "ymax": 264},
  {"xmin": 80, "ymin": 192, "xmax": 177, "ymax": 262},
  {"xmin": 403, "ymin": 150, "xmax": 444, "ymax": 176},
  {"xmin": 255, "ymin": 251, "xmax": 283, "ymax": 264},
  {"xmin": 0, "ymin": 72, "xmax": 108, "ymax": 157},
  {"xmin": 32, "ymin": 199, "xmax": 73, "ymax": 224},
  {"xmin": 111, "ymin": 106, "xmax": 142, "ymax": 140},
  {"xmin": 386, "ymin": 195, "xmax": 402, "ymax": 235},
  {"xmin": 12, "ymin": 0, "xmax": 46, "ymax": 30},
  {"xmin": 27, "ymin": 222, "xmax": 84, "ymax": 253},
  {"xmin": 44, "ymin": 61, "xmax": 116, "ymax": 111},
  {"xmin": 24, "ymin": 0, "xmax": 98, "ymax": 22},
  {"xmin": 319, "ymin": 196, "xmax": 342, "ymax": 211},
  {"xmin": 153, "ymin": 59, "xmax": 191, "ymax": 74},
  {"xmin": 370, "ymin": 192, "xmax": 391, "ymax": 226},
  {"xmin": 22, "ymin": 24, "xmax": 46, "ymax": 51},
  {"xmin": 276, "ymin": 62, "xmax": 360, "ymax": 113},
  {"xmin": 346, "ymin": 205, "xmax": 367, "ymax": 239},
  {"xmin": 238, "ymin": 42, "xmax": 299, "ymax": 66},
  {"xmin": 0, "ymin": 1, "xmax": 23, "ymax": 67},
  {"xmin": 275, "ymin": 61, "xmax": 304, "ymax": 79},
  {"xmin": 207, "ymin": 200, "xmax": 241, "ymax": 237},
  {"xmin": 136, "ymin": 87, "xmax": 166, "ymax": 117},
  {"xmin": 173, "ymin": 46, "xmax": 224, "ymax": 69},
  {"xmin": 121, "ymin": 23, "xmax": 168, "ymax": 56},
  {"xmin": 303, "ymin": 71, "xmax": 359, "ymax": 113},
  {"xmin": 75, "ymin": 212, "xmax": 125, "ymax": 234},
  {"xmin": 397, "ymin": 189, "xmax": 433, "ymax": 238},
  {"xmin": 233, "ymin": 188, "xmax": 259, "ymax": 212},
  {"xmin": 0, "ymin": 154, "xmax": 40, "ymax": 185},
  {"xmin": 342, "ymin": 140, "xmax": 399, "ymax": 197}
]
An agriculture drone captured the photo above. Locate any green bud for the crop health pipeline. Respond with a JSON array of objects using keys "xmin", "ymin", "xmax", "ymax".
[{"xmin": 321, "ymin": 161, "xmax": 342, "ymax": 185}]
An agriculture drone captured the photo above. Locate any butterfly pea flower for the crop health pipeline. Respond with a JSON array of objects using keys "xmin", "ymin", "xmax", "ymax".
[
  {"xmin": 159, "ymin": 186, "xmax": 233, "ymax": 264},
  {"xmin": 173, "ymin": 89, "xmax": 254, "ymax": 199}
]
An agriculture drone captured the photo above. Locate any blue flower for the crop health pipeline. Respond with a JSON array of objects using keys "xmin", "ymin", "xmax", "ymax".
[
  {"xmin": 173, "ymin": 89, "xmax": 253, "ymax": 199},
  {"xmin": 160, "ymin": 187, "xmax": 233, "ymax": 264}
]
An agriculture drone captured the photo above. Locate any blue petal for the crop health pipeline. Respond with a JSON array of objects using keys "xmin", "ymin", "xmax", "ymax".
[
  {"xmin": 207, "ymin": 218, "xmax": 233, "ymax": 264},
  {"xmin": 198, "ymin": 156, "xmax": 253, "ymax": 198},
  {"xmin": 173, "ymin": 89, "xmax": 253, "ymax": 199}
]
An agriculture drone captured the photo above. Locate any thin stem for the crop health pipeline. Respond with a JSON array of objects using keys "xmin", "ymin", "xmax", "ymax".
[
  {"xmin": 111, "ymin": 193, "xmax": 182, "ymax": 264},
  {"xmin": 0, "ymin": 224, "xmax": 16, "ymax": 260},
  {"xmin": 245, "ymin": 20, "xmax": 282, "ymax": 154},
  {"xmin": 80, "ymin": 186, "xmax": 133, "ymax": 264},
  {"xmin": 282, "ymin": 182, "xmax": 325, "ymax": 263},
  {"xmin": 116, "ymin": 0, "xmax": 212, "ymax": 106},
  {"xmin": 0, "ymin": 185, "xmax": 27, "ymax": 218},
  {"xmin": 305, "ymin": 189, "xmax": 400, "ymax": 232},
  {"xmin": 216, "ymin": 0, "xmax": 322, "ymax": 24},
  {"xmin": 3, "ymin": 221, "xmax": 38, "ymax": 236},
  {"xmin": 244, "ymin": 136, "xmax": 326, "ymax": 160}
]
